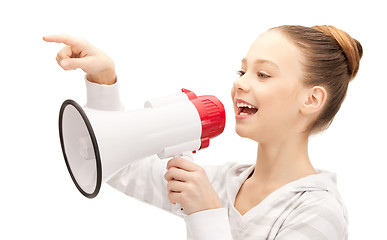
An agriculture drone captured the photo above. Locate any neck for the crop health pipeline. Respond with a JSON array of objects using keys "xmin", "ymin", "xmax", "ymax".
[{"xmin": 251, "ymin": 135, "xmax": 316, "ymax": 186}]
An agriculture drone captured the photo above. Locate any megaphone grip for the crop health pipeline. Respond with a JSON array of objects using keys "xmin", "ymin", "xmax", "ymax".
[{"xmin": 174, "ymin": 151, "xmax": 194, "ymax": 213}]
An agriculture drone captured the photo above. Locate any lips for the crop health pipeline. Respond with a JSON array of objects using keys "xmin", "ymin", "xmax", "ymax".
[{"xmin": 235, "ymin": 99, "xmax": 258, "ymax": 117}]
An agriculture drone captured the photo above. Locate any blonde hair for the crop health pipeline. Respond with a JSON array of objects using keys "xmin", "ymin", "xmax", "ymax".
[{"xmin": 271, "ymin": 25, "xmax": 363, "ymax": 133}]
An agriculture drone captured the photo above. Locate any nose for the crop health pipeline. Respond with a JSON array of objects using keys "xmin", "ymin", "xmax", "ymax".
[{"xmin": 233, "ymin": 76, "xmax": 250, "ymax": 93}]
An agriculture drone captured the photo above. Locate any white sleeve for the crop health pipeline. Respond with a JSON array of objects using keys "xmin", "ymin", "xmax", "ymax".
[
  {"xmin": 185, "ymin": 208, "xmax": 233, "ymax": 240},
  {"xmin": 109, "ymin": 160, "xmax": 236, "ymax": 237},
  {"xmin": 106, "ymin": 155, "xmax": 186, "ymax": 217},
  {"xmin": 84, "ymin": 78, "xmax": 124, "ymax": 111}
]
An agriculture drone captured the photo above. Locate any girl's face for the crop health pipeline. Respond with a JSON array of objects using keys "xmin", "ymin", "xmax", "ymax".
[{"xmin": 231, "ymin": 30, "xmax": 308, "ymax": 143}]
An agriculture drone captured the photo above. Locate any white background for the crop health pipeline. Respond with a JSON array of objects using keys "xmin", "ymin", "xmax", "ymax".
[{"xmin": 1, "ymin": 0, "xmax": 386, "ymax": 239}]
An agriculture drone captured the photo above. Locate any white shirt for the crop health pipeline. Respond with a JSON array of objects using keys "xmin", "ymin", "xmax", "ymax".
[{"xmin": 86, "ymin": 79, "xmax": 348, "ymax": 240}]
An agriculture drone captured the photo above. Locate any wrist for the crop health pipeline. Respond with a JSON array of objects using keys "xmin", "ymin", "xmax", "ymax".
[
  {"xmin": 190, "ymin": 198, "xmax": 222, "ymax": 215},
  {"xmin": 87, "ymin": 69, "xmax": 116, "ymax": 85},
  {"xmin": 209, "ymin": 198, "xmax": 223, "ymax": 211}
]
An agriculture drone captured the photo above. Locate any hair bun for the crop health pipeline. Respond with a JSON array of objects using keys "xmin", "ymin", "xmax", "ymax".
[{"xmin": 312, "ymin": 25, "xmax": 363, "ymax": 80}]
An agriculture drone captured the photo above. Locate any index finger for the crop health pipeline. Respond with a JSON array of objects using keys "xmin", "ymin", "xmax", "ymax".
[
  {"xmin": 43, "ymin": 34, "xmax": 84, "ymax": 48},
  {"xmin": 166, "ymin": 157, "xmax": 200, "ymax": 172}
]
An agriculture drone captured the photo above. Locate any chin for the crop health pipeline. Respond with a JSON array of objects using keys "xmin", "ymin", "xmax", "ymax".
[
  {"xmin": 235, "ymin": 125, "xmax": 253, "ymax": 139},
  {"xmin": 235, "ymin": 124, "xmax": 262, "ymax": 143},
  {"xmin": 235, "ymin": 127, "xmax": 247, "ymax": 138}
]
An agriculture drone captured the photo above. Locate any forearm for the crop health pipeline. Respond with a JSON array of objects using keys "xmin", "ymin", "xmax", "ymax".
[
  {"xmin": 107, "ymin": 155, "xmax": 186, "ymax": 217},
  {"xmin": 84, "ymin": 77, "xmax": 124, "ymax": 111}
]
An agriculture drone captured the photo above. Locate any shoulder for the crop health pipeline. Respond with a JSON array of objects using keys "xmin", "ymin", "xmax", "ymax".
[
  {"xmin": 279, "ymin": 190, "xmax": 348, "ymax": 240},
  {"xmin": 295, "ymin": 191, "xmax": 347, "ymax": 224}
]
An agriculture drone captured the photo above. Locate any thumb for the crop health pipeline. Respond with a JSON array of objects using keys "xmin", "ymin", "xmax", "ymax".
[{"xmin": 60, "ymin": 58, "xmax": 88, "ymax": 71}]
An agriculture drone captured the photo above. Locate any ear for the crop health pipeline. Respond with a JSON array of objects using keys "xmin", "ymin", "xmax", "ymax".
[{"xmin": 300, "ymin": 86, "xmax": 327, "ymax": 115}]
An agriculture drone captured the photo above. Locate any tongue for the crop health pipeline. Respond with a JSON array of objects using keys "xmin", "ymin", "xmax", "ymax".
[{"xmin": 242, "ymin": 107, "xmax": 258, "ymax": 115}]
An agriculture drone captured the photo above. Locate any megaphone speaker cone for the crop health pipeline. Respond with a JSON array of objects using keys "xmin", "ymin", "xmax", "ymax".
[{"xmin": 59, "ymin": 100, "xmax": 102, "ymax": 198}]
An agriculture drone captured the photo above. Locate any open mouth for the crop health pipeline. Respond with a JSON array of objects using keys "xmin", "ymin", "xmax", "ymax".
[{"xmin": 236, "ymin": 99, "xmax": 258, "ymax": 116}]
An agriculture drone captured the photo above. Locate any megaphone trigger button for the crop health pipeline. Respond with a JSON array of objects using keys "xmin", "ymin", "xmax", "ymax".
[{"xmin": 181, "ymin": 88, "xmax": 197, "ymax": 100}]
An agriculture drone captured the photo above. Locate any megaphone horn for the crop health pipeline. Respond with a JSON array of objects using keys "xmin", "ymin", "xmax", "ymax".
[{"xmin": 59, "ymin": 88, "xmax": 226, "ymax": 198}]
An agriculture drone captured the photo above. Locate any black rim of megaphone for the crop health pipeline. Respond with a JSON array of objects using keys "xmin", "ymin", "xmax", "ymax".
[{"xmin": 59, "ymin": 99, "xmax": 102, "ymax": 199}]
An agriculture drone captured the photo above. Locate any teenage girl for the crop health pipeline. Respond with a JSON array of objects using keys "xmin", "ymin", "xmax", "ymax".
[{"xmin": 44, "ymin": 24, "xmax": 362, "ymax": 239}]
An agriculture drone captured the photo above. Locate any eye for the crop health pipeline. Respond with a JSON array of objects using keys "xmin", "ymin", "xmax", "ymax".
[
  {"xmin": 236, "ymin": 70, "xmax": 245, "ymax": 77},
  {"xmin": 257, "ymin": 72, "xmax": 271, "ymax": 79}
]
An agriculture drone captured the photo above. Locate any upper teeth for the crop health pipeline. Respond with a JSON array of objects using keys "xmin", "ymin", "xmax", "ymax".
[{"xmin": 236, "ymin": 102, "xmax": 256, "ymax": 109}]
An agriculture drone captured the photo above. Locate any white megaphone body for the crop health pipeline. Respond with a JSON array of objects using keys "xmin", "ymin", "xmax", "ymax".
[{"xmin": 59, "ymin": 89, "xmax": 226, "ymax": 198}]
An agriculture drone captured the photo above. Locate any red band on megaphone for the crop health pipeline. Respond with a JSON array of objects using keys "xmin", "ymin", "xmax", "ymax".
[{"xmin": 182, "ymin": 89, "xmax": 226, "ymax": 150}]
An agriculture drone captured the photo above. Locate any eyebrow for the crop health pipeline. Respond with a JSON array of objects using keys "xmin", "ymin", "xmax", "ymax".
[{"xmin": 241, "ymin": 58, "xmax": 280, "ymax": 70}]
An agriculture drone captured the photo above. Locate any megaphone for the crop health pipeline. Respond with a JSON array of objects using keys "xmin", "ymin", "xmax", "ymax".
[{"xmin": 59, "ymin": 88, "xmax": 226, "ymax": 198}]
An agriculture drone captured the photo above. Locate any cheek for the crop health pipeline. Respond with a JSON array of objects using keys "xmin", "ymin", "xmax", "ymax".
[{"xmin": 259, "ymin": 84, "xmax": 299, "ymax": 118}]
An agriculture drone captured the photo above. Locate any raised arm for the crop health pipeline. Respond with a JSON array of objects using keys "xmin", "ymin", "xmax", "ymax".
[{"xmin": 44, "ymin": 34, "xmax": 122, "ymax": 110}]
